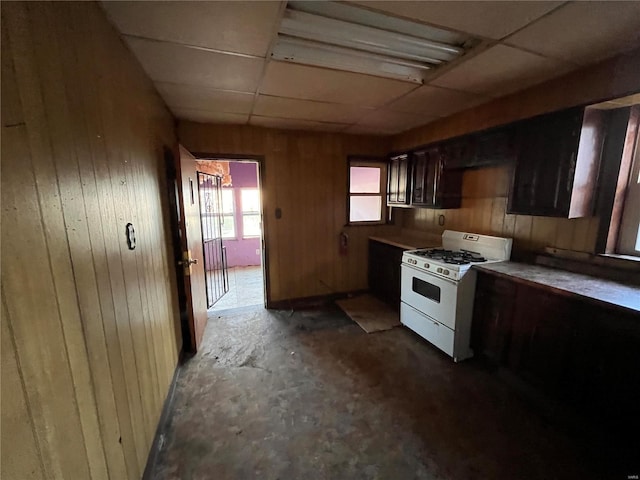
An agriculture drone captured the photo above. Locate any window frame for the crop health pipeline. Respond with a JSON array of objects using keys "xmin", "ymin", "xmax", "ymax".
[
  {"xmin": 596, "ymin": 104, "xmax": 640, "ymax": 258},
  {"xmin": 346, "ymin": 157, "xmax": 388, "ymax": 226},
  {"xmin": 240, "ymin": 188, "xmax": 261, "ymax": 239},
  {"xmin": 219, "ymin": 188, "xmax": 237, "ymax": 240},
  {"xmin": 616, "ymin": 123, "xmax": 640, "ymax": 256}
]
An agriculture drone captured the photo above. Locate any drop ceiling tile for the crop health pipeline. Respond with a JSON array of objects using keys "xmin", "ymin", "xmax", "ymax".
[
  {"xmin": 505, "ymin": 2, "xmax": 640, "ymax": 65},
  {"xmin": 254, "ymin": 95, "xmax": 372, "ymax": 124},
  {"xmin": 155, "ymin": 82, "xmax": 254, "ymax": 114},
  {"xmin": 170, "ymin": 107, "xmax": 249, "ymax": 125},
  {"xmin": 351, "ymin": 110, "xmax": 438, "ymax": 135},
  {"xmin": 102, "ymin": 1, "xmax": 282, "ymax": 57},
  {"xmin": 126, "ymin": 37, "xmax": 264, "ymax": 92},
  {"xmin": 349, "ymin": 1, "xmax": 563, "ymax": 39},
  {"xmin": 259, "ymin": 61, "xmax": 418, "ymax": 108},
  {"xmin": 430, "ymin": 44, "xmax": 573, "ymax": 97},
  {"xmin": 250, "ymin": 115, "xmax": 349, "ymax": 132},
  {"xmin": 386, "ymin": 85, "xmax": 489, "ymax": 116}
]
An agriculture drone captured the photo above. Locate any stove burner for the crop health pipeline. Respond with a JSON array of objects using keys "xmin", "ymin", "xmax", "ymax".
[{"xmin": 413, "ymin": 248, "xmax": 487, "ymax": 264}]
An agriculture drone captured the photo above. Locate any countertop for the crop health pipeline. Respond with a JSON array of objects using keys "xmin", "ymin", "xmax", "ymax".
[
  {"xmin": 368, "ymin": 233, "xmax": 440, "ymax": 250},
  {"xmin": 473, "ymin": 262, "xmax": 640, "ymax": 315}
]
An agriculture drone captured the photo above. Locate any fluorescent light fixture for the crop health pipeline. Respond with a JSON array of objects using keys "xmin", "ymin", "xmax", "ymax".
[
  {"xmin": 272, "ymin": 36, "xmax": 431, "ymax": 83},
  {"xmin": 272, "ymin": 1, "xmax": 476, "ymax": 83}
]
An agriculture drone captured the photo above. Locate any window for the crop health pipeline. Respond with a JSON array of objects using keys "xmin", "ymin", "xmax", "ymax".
[
  {"xmin": 348, "ymin": 159, "xmax": 387, "ymax": 224},
  {"xmin": 241, "ymin": 189, "xmax": 261, "ymax": 238},
  {"xmin": 220, "ymin": 189, "xmax": 235, "ymax": 239},
  {"xmin": 617, "ymin": 125, "xmax": 640, "ymax": 255}
]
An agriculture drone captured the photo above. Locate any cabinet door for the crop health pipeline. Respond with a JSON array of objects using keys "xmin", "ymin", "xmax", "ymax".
[
  {"xmin": 508, "ymin": 286, "xmax": 576, "ymax": 395},
  {"xmin": 411, "ymin": 150, "xmax": 436, "ymax": 206},
  {"xmin": 471, "ymin": 272, "xmax": 516, "ymax": 364},
  {"xmin": 387, "ymin": 154, "xmax": 410, "ymax": 206},
  {"xmin": 509, "ymin": 108, "xmax": 583, "ymax": 216},
  {"xmin": 368, "ymin": 240, "xmax": 404, "ymax": 309},
  {"xmin": 411, "ymin": 148, "xmax": 462, "ymax": 209},
  {"xmin": 474, "ymin": 126, "xmax": 516, "ymax": 167}
]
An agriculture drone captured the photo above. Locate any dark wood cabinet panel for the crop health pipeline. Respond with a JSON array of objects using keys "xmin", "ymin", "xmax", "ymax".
[
  {"xmin": 471, "ymin": 272, "xmax": 516, "ymax": 364},
  {"xmin": 368, "ymin": 239, "xmax": 404, "ymax": 309},
  {"xmin": 411, "ymin": 148, "xmax": 462, "ymax": 209},
  {"xmin": 508, "ymin": 107, "xmax": 606, "ymax": 217},
  {"xmin": 473, "ymin": 272, "xmax": 640, "ymax": 431},
  {"xmin": 387, "ymin": 154, "xmax": 411, "ymax": 206}
]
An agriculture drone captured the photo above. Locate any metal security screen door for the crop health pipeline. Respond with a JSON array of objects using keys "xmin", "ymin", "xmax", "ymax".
[{"xmin": 197, "ymin": 172, "xmax": 229, "ymax": 308}]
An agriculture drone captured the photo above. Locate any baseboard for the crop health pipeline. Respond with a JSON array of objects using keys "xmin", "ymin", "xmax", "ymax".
[
  {"xmin": 268, "ymin": 289, "xmax": 368, "ymax": 311},
  {"xmin": 142, "ymin": 352, "xmax": 184, "ymax": 480}
]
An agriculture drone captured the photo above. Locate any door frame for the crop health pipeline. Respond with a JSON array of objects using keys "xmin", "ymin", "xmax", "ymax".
[
  {"xmin": 163, "ymin": 146, "xmax": 192, "ymax": 353},
  {"xmin": 192, "ymin": 153, "xmax": 271, "ymax": 308}
]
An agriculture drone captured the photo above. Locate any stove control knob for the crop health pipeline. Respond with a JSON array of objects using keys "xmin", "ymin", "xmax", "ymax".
[
  {"xmin": 409, "ymin": 259, "xmax": 416, "ymax": 265},
  {"xmin": 443, "ymin": 269, "xmax": 450, "ymax": 276},
  {"xmin": 436, "ymin": 267, "xmax": 443, "ymax": 273},
  {"xmin": 424, "ymin": 263, "xmax": 430, "ymax": 268}
]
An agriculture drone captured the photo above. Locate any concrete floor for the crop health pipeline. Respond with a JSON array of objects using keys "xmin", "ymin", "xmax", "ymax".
[
  {"xmin": 211, "ymin": 266, "xmax": 264, "ymax": 312},
  {"xmin": 152, "ymin": 306, "xmax": 633, "ymax": 480}
]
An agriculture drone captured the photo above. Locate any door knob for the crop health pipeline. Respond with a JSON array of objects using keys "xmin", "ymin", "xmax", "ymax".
[{"xmin": 179, "ymin": 258, "xmax": 198, "ymax": 266}]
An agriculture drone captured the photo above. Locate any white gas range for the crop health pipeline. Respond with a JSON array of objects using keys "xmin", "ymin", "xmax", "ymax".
[{"xmin": 400, "ymin": 230, "xmax": 512, "ymax": 362}]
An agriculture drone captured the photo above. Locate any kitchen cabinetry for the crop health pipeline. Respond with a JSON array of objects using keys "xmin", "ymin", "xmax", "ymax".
[
  {"xmin": 368, "ymin": 239, "xmax": 405, "ymax": 309},
  {"xmin": 471, "ymin": 272, "xmax": 640, "ymax": 431},
  {"xmin": 443, "ymin": 127, "xmax": 516, "ymax": 170},
  {"xmin": 411, "ymin": 148, "xmax": 463, "ymax": 208},
  {"xmin": 508, "ymin": 107, "xmax": 606, "ymax": 217},
  {"xmin": 387, "ymin": 153, "xmax": 411, "ymax": 206},
  {"xmin": 471, "ymin": 272, "xmax": 516, "ymax": 364}
]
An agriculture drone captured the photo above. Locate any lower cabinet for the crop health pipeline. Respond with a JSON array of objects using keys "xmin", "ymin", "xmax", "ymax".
[
  {"xmin": 471, "ymin": 273, "xmax": 516, "ymax": 364},
  {"xmin": 368, "ymin": 239, "xmax": 404, "ymax": 310},
  {"xmin": 472, "ymin": 271, "xmax": 640, "ymax": 431}
]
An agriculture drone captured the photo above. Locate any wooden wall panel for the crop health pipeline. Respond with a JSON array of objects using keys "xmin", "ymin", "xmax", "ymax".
[
  {"xmin": 393, "ymin": 49, "xmax": 640, "ymax": 255},
  {"xmin": 1, "ymin": 3, "xmax": 180, "ymax": 480},
  {"xmin": 178, "ymin": 123, "xmax": 397, "ymax": 302}
]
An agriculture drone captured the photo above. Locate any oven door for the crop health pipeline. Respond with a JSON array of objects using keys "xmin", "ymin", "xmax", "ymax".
[{"xmin": 400, "ymin": 264, "xmax": 459, "ymax": 330}]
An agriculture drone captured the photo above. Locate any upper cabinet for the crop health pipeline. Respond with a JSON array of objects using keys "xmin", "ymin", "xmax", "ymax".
[
  {"xmin": 387, "ymin": 153, "xmax": 411, "ymax": 207},
  {"xmin": 508, "ymin": 107, "xmax": 607, "ymax": 218},
  {"xmin": 411, "ymin": 147, "xmax": 463, "ymax": 209}
]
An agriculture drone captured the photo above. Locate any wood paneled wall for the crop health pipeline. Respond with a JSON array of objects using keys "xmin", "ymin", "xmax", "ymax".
[
  {"xmin": 1, "ymin": 3, "xmax": 180, "ymax": 480},
  {"xmin": 401, "ymin": 166, "xmax": 600, "ymax": 254},
  {"xmin": 393, "ymin": 49, "xmax": 640, "ymax": 255},
  {"xmin": 178, "ymin": 123, "xmax": 397, "ymax": 302}
]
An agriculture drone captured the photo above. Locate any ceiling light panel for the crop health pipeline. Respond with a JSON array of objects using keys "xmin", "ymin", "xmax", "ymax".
[{"xmin": 272, "ymin": 1, "xmax": 477, "ymax": 83}]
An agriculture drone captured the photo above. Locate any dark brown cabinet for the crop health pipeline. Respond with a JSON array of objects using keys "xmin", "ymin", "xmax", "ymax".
[
  {"xmin": 368, "ymin": 239, "xmax": 404, "ymax": 309},
  {"xmin": 508, "ymin": 107, "xmax": 606, "ymax": 217},
  {"xmin": 387, "ymin": 153, "xmax": 411, "ymax": 206},
  {"xmin": 471, "ymin": 272, "xmax": 516, "ymax": 364},
  {"xmin": 411, "ymin": 148, "xmax": 463, "ymax": 208},
  {"xmin": 472, "ymin": 272, "xmax": 640, "ymax": 431}
]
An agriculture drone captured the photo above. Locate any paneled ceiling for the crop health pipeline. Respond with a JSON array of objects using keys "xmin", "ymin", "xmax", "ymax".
[{"xmin": 102, "ymin": 1, "xmax": 640, "ymax": 135}]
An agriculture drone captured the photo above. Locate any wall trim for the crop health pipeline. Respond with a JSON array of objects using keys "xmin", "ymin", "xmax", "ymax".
[{"xmin": 141, "ymin": 356, "xmax": 184, "ymax": 480}]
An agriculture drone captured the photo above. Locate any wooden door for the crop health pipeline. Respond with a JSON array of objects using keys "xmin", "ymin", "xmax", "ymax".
[{"xmin": 177, "ymin": 145, "xmax": 208, "ymax": 351}]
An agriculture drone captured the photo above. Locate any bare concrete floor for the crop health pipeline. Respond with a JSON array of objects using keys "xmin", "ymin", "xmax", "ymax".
[
  {"xmin": 153, "ymin": 306, "xmax": 633, "ymax": 480},
  {"xmin": 211, "ymin": 266, "xmax": 264, "ymax": 312}
]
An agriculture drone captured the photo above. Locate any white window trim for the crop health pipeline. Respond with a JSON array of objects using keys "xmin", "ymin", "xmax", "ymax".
[{"xmin": 348, "ymin": 159, "xmax": 388, "ymax": 225}]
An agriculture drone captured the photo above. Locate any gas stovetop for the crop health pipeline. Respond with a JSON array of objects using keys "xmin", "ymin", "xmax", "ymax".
[
  {"xmin": 411, "ymin": 248, "xmax": 487, "ymax": 265},
  {"xmin": 401, "ymin": 231, "xmax": 513, "ymax": 281}
]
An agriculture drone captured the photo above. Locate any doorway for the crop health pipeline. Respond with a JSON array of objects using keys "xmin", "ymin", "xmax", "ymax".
[{"xmin": 196, "ymin": 158, "xmax": 266, "ymax": 312}]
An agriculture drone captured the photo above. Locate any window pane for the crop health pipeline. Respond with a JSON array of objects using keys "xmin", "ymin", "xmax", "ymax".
[
  {"xmin": 242, "ymin": 213, "xmax": 261, "ymax": 237},
  {"xmin": 221, "ymin": 189, "xmax": 234, "ymax": 214},
  {"xmin": 241, "ymin": 189, "xmax": 260, "ymax": 213},
  {"xmin": 221, "ymin": 215, "xmax": 235, "ymax": 239},
  {"xmin": 349, "ymin": 195, "xmax": 382, "ymax": 222},
  {"xmin": 350, "ymin": 167, "xmax": 380, "ymax": 193}
]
